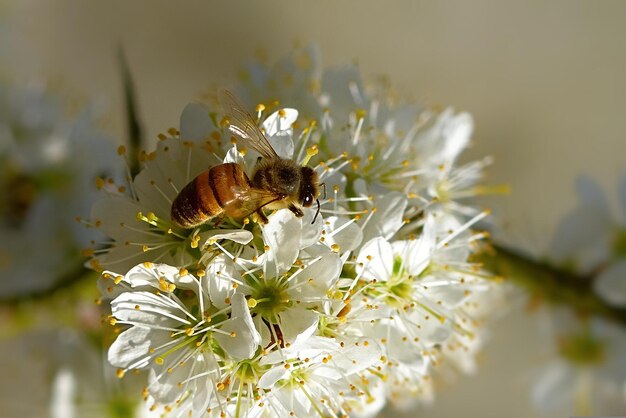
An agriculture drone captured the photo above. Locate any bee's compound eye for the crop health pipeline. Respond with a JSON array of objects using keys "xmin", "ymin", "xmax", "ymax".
[{"xmin": 303, "ymin": 194, "xmax": 313, "ymax": 206}]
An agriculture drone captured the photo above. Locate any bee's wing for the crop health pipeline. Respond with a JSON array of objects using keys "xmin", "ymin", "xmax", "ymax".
[
  {"xmin": 219, "ymin": 89, "xmax": 279, "ymax": 159},
  {"xmin": 225, "ymin": 186, "xmax": 284, "ymax": 217}
]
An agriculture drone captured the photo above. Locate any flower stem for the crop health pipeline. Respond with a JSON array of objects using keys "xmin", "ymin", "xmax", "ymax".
[{"xmin": 479, "ymin": 244, "xmax": 626, "ymax": 327}]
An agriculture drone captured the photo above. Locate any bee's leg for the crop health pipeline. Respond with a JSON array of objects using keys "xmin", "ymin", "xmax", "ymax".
[
  {"xmin": 254, "ymin": 209, "xmax": 269, "ymax": 224},
  {"xmin": 288, "ymin": 204, "xmax": 304, "ymax": 218},
  {"xmin": 212, "ymin": 215, "xmax": 225, "ymax": 227}
]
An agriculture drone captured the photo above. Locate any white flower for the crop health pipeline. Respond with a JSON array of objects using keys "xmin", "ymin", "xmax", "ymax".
[
  {"xmin": 551, "ymin": 175, "xmax": 626, "ymax": 307},
  {"xmin": 257, "ymin": 336, "xmax": 382, "ymax": 417},
  {"xmin": 0, "ymin": 84, "xmax": 120, "ymax": 297},
  {"xmin": 95, "ymin": 46, "xmax": 501, "ymax": 415},
  {"xmin": 532, "ymin": 309, "xmax": 626, "ymax": 415},
  {"xmin": 89, "ymin": 102, "xmax": 306, "ymax": 274},
  {"xmin": 105, "ymin": 263, "xmax": 261, "ymax": 416}
]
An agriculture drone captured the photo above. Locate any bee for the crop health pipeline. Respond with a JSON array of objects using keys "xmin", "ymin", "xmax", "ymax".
[{"xmin": 171, "ymin": 90, "xmax": 321, "ymax": 228}]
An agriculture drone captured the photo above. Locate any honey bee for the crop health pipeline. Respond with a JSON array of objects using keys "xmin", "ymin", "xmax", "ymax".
[{"xmin": 171, "ymin": 90, "xmax": 321, "ymax": 228}]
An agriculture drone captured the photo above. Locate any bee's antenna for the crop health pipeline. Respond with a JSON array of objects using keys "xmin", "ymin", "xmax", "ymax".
[{"xmin": 312, "ymin": 198, "xmax": 321, "ymax": 224}]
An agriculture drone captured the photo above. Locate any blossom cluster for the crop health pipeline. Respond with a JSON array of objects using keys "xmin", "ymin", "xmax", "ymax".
[
  {"xmin": 532, "ymin": 176, "xmax": 626, "ymax": 414},
  {"xmin": 90, "ymin": 47, "xmax": 500, "ymax": 417},
  {"xmin": 0, "ymin": 83, "xmax": 118, "ymax": 298}
]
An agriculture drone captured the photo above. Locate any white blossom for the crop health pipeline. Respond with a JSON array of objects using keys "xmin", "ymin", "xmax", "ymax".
[{"xmin": 95, "ymin": 47, "xmax": 500, "ymax": 416}]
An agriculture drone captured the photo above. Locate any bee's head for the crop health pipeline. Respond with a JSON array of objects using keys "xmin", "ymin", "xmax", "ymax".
[{"xmin": 298, "ymin": 166, "xmax": 319, "ymax": 208}]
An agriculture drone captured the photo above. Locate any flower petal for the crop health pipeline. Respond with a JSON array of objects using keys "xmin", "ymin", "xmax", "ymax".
[
  {"xmin": 593, "ymin": 260, "xmax": 626, "ymax": 307},
  {"xmin": 356, "ymin": 237, "xmax": 394, "ymax": 282},
  {"xmin": 262, "ymin": 209, "xmax": 302, "ymax": 275}
]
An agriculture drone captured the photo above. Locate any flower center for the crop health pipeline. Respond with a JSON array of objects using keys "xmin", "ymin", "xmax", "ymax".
[
  {"xmin": 384, "ymin": 256, "xmax": 414, "ymax": 307},
  {"xmin": 234, "ymin": 359, "xmax": 266, "ymax": 385},
  {"xmin": 249, "ymin": 277, "xmax": 291, "ymax": 321},
  {"xmin": 558, "ymin": 331, "xmax": 605, "ymax": 366}
]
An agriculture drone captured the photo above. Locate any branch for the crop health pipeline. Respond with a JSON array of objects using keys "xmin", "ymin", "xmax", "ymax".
[{"xmin": 479, "ymin": 243, "xmax": 626, "ymax": 327}]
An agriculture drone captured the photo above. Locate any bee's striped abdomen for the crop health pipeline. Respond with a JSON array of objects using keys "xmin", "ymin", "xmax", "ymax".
[{"xmin": 171, "ymin": 163, "xmax": 249, "ymax": 228}]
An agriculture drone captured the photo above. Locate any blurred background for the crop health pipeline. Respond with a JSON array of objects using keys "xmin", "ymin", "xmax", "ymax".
[{"xmin": 1, "ymin": 1, "xmax": 625, "ymax": 417}]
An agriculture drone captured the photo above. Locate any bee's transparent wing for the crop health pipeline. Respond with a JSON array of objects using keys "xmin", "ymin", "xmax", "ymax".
[
  {"xmin": 219, "ymin": 89, "xmax": 279, "ymax": 159},
  {"xmin": 225, "ymin": 186, "xmax": 284, "ymax": 218}
]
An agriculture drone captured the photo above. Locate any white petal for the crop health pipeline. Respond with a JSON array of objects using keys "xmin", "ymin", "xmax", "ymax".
[
  {"xmin": 289, "ymin": 249, "xmax": 341, "ymax": 300},
  {"xmin": 262, "ymin": 209, "xmax": 302, "ymax": 275},
  {"xmin": 356, "ymin": 237, "xmax": 394, "ymax": 282},
  {"xmin": 107, "ymin": 327, "xmax": 152, "ymax": 369},
  {"xmin": 331, "ymin": 337, "xmax": 381, "ymax": 375},
  {"xmin": 199, "ymin": 229, "xmax": 253, "ymax": 248},
  {"xmin": 263, "ymin": 108, "xmax": 298, "ymax": 137},
  {"xmin": 223, "ymin": 145, "xmax": 244, "ymax": 164},
  {"xmin": 550, "ymin": 206, "xmax": 612, "ymax": 271},
  {"xmin": 593, "ymin": 260, "xmax": 626, "ymax": 307},
  {"xmin": 300, "ymin": 206, "xmax": 324, "ymax": 247},
  {"xmin": 179, "ymin": 103, "xmax": 212, "ymax": 142},
  {"xmin": 231, "ymin": 293, "xmax": 262, "ymax": 346},
  {"xmin": 279, "ymin": 308, "xmax": 319, "ymax": 346},
  {"xmin": 323, "ymin": 216, "xmax": 363, "ymax": 252},
  {"xmin": 263, "ymin": 109, "xmax": 298, "ymax": 159},
  {"xmin": 206, "ymin": 255, "xmax": 239, "ymax": 309},
  {"xmin": 576, "ymin": 175, "xmax": 611, "ymax": 213},
  {"xmin": 112, "ymin": 292, "xmax": 190, "ymax": 327},
  {"xmin": 215, "ymin": 294, "xmax": 260, "ymax": 359},
  {"xmin": 440, "ymin": 111, "xmax": 473, "ymax": 164},
  {"xmin": 257, "ymin": 365, "xmax": 289, "ymax": 389},
  {"xmin": 361, "ymin": 192, "xmax": 408, "ymax": 244}
]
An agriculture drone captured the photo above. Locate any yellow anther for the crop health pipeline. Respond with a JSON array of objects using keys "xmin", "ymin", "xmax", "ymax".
[
  {"xmin": 117, "ymin": 145, "xmax": 126, "ymax": 156},
  {"xmin": 155, "ymin": 357, "xmax": 164, "ymax": 365},
  {"xmin": 142, "ymin": 245, "xmax": 149, "ymax": 252},
  {"xmin": 116, "ymin": 369, "xmax": 126, "ymax": 378},
  {"xmin": 142, "ymin": 262, "xmax": 154, "ymax": 268},
  {"xmin": 109, "ymin": 317, "xmax": 117, "ymax": 326},
  {"xmin": 330, "ymin": 244, "xmax": 340, "ymax": 253},
  {"xmin": 301, "ymin": 145, "xmax": 319, "ymax": 166},
  {"xmin": 255, "ymin": 103, "xmax": 266, "ymax": 113},
  {"xmin": 197, "ymin": 269, "xmax": 206, "ymax": 277},
  {"xmin": 355, "ymin": 109, "xmax": 366, "ymax": 120},
  {"xmin": 185, "ymin": 328, "xmax": 194, "ymax": 336},
  {"xmin": 95, "ymin": 177, "xmax": 105, "ymax": 189},
  {"xmin": 179, "ymin": 268, "xmax": 188, "ymax": 276},
  {"xmin": 247, "ymin": 298, "xmax": 258, "ymax": 308},
  {"xmin": 167, "ymin": 127, "xmax": 179, "ymax": 136}
]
